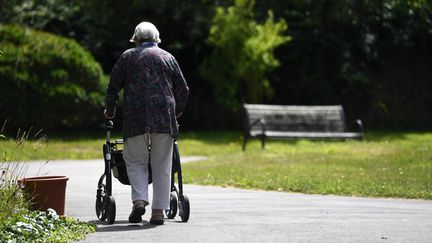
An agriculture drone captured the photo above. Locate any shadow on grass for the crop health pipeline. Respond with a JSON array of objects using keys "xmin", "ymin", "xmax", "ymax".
[
  {"xmin": 364, "ymin": 130, "xmax": 432, "ymax": 142},
  {"xmin": 363, "ymin": 130, "xmax": 410, "ymax": 142},
  {"xmin": 181, "ymin": 130, "xmax": 412, "ymax": 148},
  {"xmin": 48, "ymin": 130, "xmax": 121, "ymax": 141},
  {"xmin": 39, "ymin": 129, "xmax": 432, "ymax": 145},
  {"xmin": 180, "ymin": 130, "xmax": 425, "ymax": 145},
  {"xmin": 180, "ymin": 131, "xmax": 242, "ymax": 145}
]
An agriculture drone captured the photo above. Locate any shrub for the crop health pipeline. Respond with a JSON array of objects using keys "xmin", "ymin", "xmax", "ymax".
[
  {"xmin": 200, "ymin": 0, "xmax": 290, "ymax": 110},
  {"xmin": 0, "ymin": 24, "xmax": 106, "ymax": 131}
]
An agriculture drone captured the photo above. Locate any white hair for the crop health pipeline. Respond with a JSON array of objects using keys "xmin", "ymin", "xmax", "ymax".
[{"xmin": 129, "ymin": 22, "xmax": 161, "ymax": 44}]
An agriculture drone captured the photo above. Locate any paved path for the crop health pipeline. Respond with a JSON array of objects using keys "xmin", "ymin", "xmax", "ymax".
[{"xmin": 19, "ymin": 160, "xmax": 432, "ymax": 242}]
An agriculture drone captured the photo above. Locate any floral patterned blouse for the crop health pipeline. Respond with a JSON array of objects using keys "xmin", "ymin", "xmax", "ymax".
[{"xmin": 105, "ymin": 42, "xmax": 189, "ymax": 139}]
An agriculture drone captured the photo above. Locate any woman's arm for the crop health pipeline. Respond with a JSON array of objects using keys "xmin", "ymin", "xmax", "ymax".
[
  {"xmin": 171, "ymin": 58, "xmax": 189, "ymax": 117},
  {"xmin": 105, "ymin": 53, "xmax": 127, "ymax": 118}
]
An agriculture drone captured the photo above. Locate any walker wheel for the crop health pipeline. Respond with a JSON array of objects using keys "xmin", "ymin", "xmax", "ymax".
[
  {"xmin": 95, "ymin": 184, "xmax": 107, "ymax": 221},
  {"xmin": 106, "ymin": 196, "xmax": 116, "ymax": 224},
  {"xmin": 165, "ymin": 191, "xmax": 178, "ymax": 219},
  {"xmin": 179, "ymin": 194, "xmax": 190, "ymax": 222}
]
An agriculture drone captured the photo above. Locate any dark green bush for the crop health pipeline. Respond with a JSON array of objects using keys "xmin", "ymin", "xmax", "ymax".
[{"xmin": 0, "ymin": 24, "xmax": 106, "ymax": 131}]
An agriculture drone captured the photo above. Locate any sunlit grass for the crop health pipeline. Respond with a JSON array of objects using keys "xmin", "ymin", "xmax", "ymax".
[
  {"xmin": 0, "ymin": 138, "xmax": 104, "ymax": 160},
  {"xmin": 182, "ymin": 131, "xmax": 432, "ymax": 199}
]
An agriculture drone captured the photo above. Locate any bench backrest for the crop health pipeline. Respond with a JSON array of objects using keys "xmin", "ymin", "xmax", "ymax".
[{"xmin": 243, "ymin": 104, "xmax": 347, "ymax": 132}]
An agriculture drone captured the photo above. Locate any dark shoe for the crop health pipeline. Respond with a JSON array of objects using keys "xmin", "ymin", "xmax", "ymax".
[
  {"xmin": 128, "ymin": 200, "xmax": 146, "ymax": 223},
  {"xmin": 150, "ymin": 211, "xmax": 164, "ymax": 225}
]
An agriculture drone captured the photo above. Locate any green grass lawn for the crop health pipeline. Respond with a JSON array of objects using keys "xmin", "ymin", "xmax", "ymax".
[
  {"xmin": 1, "ymin": 131, "xmax": 431, "ymax": 199},
  {"xmin": 182, "ymin": 132, "xmax": 432, "ymax": 199}
]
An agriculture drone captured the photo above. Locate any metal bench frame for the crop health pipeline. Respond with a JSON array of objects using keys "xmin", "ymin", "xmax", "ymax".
[{"xmin": 242, "ymin": 104, "xmax": 363, "ymax": 150}]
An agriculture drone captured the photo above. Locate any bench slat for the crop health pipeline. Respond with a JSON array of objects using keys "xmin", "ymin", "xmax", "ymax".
[
  {"xmin": 242, "ymin": 103, "xmax": 363, "ymax": 150},
  {"xmin": 246, "ymin": 104, "xmax": 347, "ymax": 132}
]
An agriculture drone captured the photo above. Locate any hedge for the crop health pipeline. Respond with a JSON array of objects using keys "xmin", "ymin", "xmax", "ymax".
[{"xmin": 0, "ymin": 24, "xmax": 106, "ymax": 131}]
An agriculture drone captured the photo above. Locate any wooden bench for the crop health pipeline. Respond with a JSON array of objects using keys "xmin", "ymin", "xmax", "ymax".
[{"xmin": 242, "ymin": 104, "xmax": 363, "ymax": 150}]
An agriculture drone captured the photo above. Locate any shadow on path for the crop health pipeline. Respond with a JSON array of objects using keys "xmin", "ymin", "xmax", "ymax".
[{"xmin": 88, "ymin": 220, "xmax": 157, "ymax": 232}]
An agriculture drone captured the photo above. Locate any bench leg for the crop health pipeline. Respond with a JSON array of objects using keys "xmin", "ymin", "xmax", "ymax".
[
  {"xmin": 242, "ymin": 136, "xmax": 248, "ymax": 151},
  {"xmin": 260, "ymin": 136, "xmax": 266, "ymax": 150}
]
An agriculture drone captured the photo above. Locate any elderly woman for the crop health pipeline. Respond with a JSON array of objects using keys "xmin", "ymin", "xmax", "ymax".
[{"xmin": 104, "ymin": 21, "xmax": 189, "ymax": 225}]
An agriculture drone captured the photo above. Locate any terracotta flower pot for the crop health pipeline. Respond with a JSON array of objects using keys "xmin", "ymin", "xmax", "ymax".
[{"xmin": 18, "ymin": 176, "xmax": 69, "ymax": 215}]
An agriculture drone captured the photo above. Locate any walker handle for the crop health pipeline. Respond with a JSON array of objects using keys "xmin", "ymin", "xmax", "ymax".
[
  {"xmin": 106, "ymin": 120, "xmax": 114, "ymax": 130},
  {"xmin": 106, "ymin": 120, "xmax": 113, "ymax": 142}
]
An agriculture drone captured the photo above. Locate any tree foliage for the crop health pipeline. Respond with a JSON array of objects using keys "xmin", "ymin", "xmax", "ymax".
[
  {"xmin": 261, "ymin": 0, "xmax": 432, "ymax": 128},
  {"xmin": 0, "ymin": 24, "xmax": 105, "ymax": 131},
  {"xmin": 201, "ymin": 0, "xmax": 290, "ymax": 110},
  {"xmin": 0, "ymin": 0, "xmax": 431, "ymax": 129}
]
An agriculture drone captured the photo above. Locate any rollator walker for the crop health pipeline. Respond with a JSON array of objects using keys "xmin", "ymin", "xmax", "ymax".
[{"xmin": 95, "ymin": 120, "xmax": 190, "ymax": 224}]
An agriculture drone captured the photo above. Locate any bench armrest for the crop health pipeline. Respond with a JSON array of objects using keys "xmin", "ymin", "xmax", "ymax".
[
  {"xmin": 356, "ymin": 119, "xmax": 364, "ymax": 135},
  {"xmin": 249, "ymin": 118, "xmax": 266, "ymax": 135}
]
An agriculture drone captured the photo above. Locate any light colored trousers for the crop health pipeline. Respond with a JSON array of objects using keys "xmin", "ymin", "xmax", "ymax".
[{"xmin": 123, "ymin": 133, "xmax": 174, "ymax": 210}]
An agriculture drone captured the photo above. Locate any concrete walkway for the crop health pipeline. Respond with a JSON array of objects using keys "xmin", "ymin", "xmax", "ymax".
[{"xmin": 21, "ymin": 160, "xmax": 432, "ymax": 243}]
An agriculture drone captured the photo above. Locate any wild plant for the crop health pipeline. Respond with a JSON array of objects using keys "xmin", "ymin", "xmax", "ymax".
[{"xmin": 0, "ymin": 122, "xmax": 47, "ymax": 229}]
